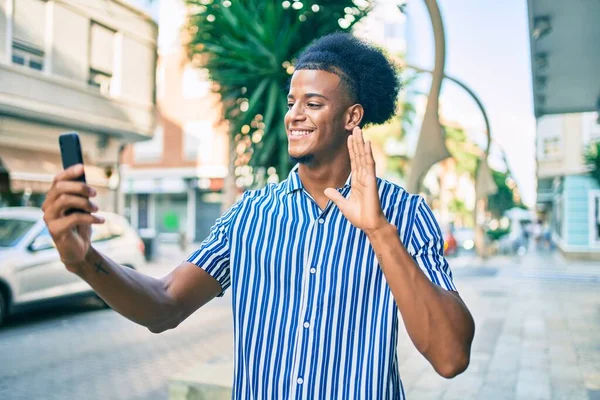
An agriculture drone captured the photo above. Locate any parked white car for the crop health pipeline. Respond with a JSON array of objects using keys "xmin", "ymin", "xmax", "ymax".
[{"xmin": 0, "ymin": 207, "xmax": 146, "ymax": 327}]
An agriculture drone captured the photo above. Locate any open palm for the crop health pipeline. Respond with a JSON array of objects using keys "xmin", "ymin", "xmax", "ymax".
[{"xmin": 325, "ymin": 127, "xmax": 388, "ymax": 233}]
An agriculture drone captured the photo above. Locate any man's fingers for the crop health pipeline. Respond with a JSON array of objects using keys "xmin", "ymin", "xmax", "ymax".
[
  {"xmin": 48, "ymin": 212, "xmax": 104, "ymax": 237},
  {"xmin": 365, "ymin": 140, "xmax": 375, "ymax": 167},
  {"xmin": 324, "ymin": 188, "xmax": 348, "ymax": 212},
  {"xmin": 353, "ymin": 127, "xmax": 366, "ymax": 168},
  {"xmin": 52, "ymin": 164, "xmax": 85, "ymax": 185},
  {"xmin": 44, "ymin": 175, "xmax": 95, "ymax": 209},
  {"xmin": 351, "ymin": 127, "xmax": 360, "ymax": 166},
  {"xmin": 53, "ymin": 181, "xmax": 95, "ymax": 200},
  {"xmin": 348, "ymin": 135, "xmax": 357, "ymax": 174},
  {"xmin": 45, "ymin": 194, "xmax": 98, "ymax": 220}
]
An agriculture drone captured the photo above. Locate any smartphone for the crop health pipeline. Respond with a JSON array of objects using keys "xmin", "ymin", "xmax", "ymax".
[
  {"xmin": 59, "ymin": 132, "xmax": 86, "ymax": 182},
  {"xmin": 59, "ymin": 132, "xmax": 88, "ymax": 214}
]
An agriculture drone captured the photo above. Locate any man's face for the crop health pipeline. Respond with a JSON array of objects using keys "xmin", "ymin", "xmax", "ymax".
[{"xmin": 285, "ymin": 69, "xmax": 351, "ymax": 165}]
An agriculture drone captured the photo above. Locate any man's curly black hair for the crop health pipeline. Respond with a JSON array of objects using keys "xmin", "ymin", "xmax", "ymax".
[{"xmin": 295, "ymin": 32, "xmax": 401, "ymax": 127}]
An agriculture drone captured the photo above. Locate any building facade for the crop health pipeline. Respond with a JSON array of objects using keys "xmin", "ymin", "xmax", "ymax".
[
  {"xmin": 536, "ymin": 112, "xmax": 600, "ymax": 259},
  {"xmin": 120, "ymin": 0, "xmax": 228, "ymax": 245},
  {"xmin": 527, "ymin": 0, "xmax": 600, "ymax": 260},
  {"xmin": 0, "ymin": 0, "xmax": 157, "ymax": 211}
]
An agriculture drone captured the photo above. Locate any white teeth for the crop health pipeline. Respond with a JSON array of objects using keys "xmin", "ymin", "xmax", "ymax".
[{"xmin": 290, "ymin": 130, "xmax": 313, "ymax": 137}]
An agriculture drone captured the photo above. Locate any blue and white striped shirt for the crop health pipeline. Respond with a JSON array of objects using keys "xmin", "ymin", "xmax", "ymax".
[{"xmin": 187, "ymin": 166, "xmax": 456, "ymax": 399}]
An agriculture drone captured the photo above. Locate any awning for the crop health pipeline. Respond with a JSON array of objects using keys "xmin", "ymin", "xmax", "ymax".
[
  {"xmin": 527, "ymin": 0, "xmax": 600, "ymax": 117},
  {"xmin": 0, "ymin": 147, "xmax": 109, "ymax": 193}
]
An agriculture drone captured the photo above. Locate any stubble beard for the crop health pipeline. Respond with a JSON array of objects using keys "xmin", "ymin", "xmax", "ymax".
[{"xmin": 289, "ymin": 154, "xmax": 315, "ymax": 165}]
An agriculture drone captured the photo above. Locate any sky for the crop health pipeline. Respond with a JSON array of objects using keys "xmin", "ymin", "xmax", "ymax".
[
  {"xmin": 405, "ymin": 0, "xmax": 537, "ymax": 206},
  {"xmin": 125, "ymin": 0, "xmax": 537, "ymax": 206}
]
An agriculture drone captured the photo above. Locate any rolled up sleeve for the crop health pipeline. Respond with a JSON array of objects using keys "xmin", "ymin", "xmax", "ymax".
[
  {"xmin": 408, "ymin": 197, "xmax": 456, "ymax": 291},
  {"xmin": 186, "ymin": 197, "xmax": 244, "ymax": 296}
]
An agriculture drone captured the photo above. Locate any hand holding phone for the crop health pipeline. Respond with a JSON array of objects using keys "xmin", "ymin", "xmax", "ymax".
[
  {"xmin": 59, "ymin": 132, "xmax": 88, "ymax": 214},
  {"xmin": 41, "ymin": 133, "xmax": 104, "ymax": 268},
  {"xmin": 59, "ymin": 132, "xmax": 86, "ymax": 182}
]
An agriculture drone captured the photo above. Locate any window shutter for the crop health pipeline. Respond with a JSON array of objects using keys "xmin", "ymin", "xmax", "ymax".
[
  {"xmin": 90, "ymin": 22, "xmax": 115, "ymax": 74},
  {"xmin": 13, "ymin": 0, "xmax": 46, "ymax": 50}
]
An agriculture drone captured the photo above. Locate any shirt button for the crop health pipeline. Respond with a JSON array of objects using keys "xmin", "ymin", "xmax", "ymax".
[
  {"xmin": 297, "ymin": 377, "xmax": 304, "ymax": 384},
  {"xmin": 318, "ymin": 218, "xmax": 325, "ymax": 224},
  {"xmin": 310, "ymin": 267, "xmax": 316, "ymax": 274},
  {"xmin": 303, "ymin": 321, "xmax": 310, "ymax": 328}
]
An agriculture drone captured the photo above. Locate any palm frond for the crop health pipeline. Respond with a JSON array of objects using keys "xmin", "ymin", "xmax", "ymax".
[{"xmin": 185, "ymin": 0, "xmax": 374, "ymax": 185}]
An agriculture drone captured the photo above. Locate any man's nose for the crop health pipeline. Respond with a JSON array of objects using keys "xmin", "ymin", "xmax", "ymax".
[{"xmin": 288, "ymin": 103, "xmax": 306, "ymax": 121}]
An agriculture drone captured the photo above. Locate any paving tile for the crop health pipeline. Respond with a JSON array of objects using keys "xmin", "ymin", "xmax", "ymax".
[
  {"xmin": 477, "ymin": 383, "xmax": 515, "ymax": 400},
  {"xmin": 551, "ymin": 384, "xmax": 590, "ymax": 400},
  {"xmin": 405, "ymin": 388, "xmax": 446, "ymax": 400}
]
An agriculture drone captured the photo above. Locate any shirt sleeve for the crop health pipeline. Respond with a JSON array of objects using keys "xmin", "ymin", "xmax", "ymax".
[
  {"xmin": 408, "ymin": 197, "xmax": 457, "ymax": 291},
  {"xmin": 186, "ymin": 195, "xmax": 245, "ymax": 297}
]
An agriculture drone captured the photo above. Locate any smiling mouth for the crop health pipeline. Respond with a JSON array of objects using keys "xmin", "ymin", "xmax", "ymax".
[{"xmin": 288, "ymin": 129, "xmax": 314, "ymax": 139}]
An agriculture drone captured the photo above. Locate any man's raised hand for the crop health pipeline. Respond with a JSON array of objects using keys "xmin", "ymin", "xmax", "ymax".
[
  {"xmin": 41, "ymin": 164, "xmax": 105, "ymax": 271},
  {"xmin": 324, "ymin": 127, "xmax": 389, "ymax": 234}
]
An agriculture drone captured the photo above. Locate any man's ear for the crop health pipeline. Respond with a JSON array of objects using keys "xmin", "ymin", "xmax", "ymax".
[{"xmin": 344, "ymin": 104, "xmax": 364, "ymax": 131}]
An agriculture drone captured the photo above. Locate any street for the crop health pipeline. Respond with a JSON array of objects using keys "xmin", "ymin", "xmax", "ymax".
[{"xmin": 0, "ymin": 248, "xmax": 599, "ymax": 400}]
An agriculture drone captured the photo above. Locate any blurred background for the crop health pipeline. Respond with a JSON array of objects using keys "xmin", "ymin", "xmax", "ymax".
[{"xmin": 0, "ymin": 0, "xmax": 598, "ymax": 399}]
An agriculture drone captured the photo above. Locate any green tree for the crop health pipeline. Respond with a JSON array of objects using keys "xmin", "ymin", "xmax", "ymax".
[
  {"xmin": 185, "ymin": 0, "xmax": 373, "ymax": 195},
  {"xmin": 444, "ymin": 125, "xmax": 479, "ymax": 178},
  {"xmin": 487, "ymin": 169, "xmax": 524, "ymax": 219},
  {"xmin": 584, "ymin": 141, "xmax": 600, "ymax": 187}
]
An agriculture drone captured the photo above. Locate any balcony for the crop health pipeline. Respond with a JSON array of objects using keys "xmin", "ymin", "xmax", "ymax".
[{"xmin": 0, "ymin": 63, "xmax": 154, "ymax": 141}]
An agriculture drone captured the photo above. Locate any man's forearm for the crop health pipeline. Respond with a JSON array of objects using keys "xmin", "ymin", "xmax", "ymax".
[
  {"xmin": 366, "ymin": 223, "xmax": 475, "ymax": 378},
  {"xmin": 68, "ymin": 247, "xmax": 182, "ymax": 332}
]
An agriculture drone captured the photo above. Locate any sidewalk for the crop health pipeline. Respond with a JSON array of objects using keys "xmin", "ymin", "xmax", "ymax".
[
  {"xmin": 449, "ymin": 250, "xmax": 600, "ymax": 283},
  {"xmin": 164, "ymin": 248, "xmax": 600, "ymax": 400}
]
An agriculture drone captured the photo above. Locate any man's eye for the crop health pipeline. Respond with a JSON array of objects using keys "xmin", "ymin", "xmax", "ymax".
[
  {"xmin": 287, "ymin": 103, "xmax": 294, "ymax": 109},
  {"xmin": 307, "ymin": 103, "xmax": 321, "ymax": 108}
]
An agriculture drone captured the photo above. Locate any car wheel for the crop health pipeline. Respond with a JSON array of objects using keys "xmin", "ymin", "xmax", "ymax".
[{"xmin": 0, "ymin": 291, "xmax": 7, "ymax": 328}]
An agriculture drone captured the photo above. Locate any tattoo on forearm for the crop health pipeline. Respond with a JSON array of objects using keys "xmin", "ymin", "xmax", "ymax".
[
  {"xmin": 377, "ymin": 253, "xmax": 384, "ymax": 269},
  {"xmin": 94, "ymin": 261, "xmax": 110, "ymax": 275}
]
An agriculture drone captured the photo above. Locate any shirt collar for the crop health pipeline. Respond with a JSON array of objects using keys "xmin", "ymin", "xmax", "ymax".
[{"xmin": 285, "ymin": 164, "xmax": 352, "ymax": 194}]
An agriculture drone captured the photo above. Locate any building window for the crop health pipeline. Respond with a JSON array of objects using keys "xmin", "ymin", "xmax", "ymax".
[
  {"xmin": 537, "ymin": 115, "xmax": 563, "ymax": 161},
  {"xmin": 89, "ymin": 69, "xmax": 112, "ymax": 94},
  {"xmin": 590, "ymin": 191, "xmax": 600, "ymax": 246},
  {"xmin": 12, "ymin": 42, "xmax": 44, "ymax": 70},
  {"xmin": 541, "ymin": 137, "xmax": 562, "ymax": 160},
  {"xmin": 89, "ymin": 22, "xmax": 116, "ymax": 95},
  {"xmin": 12, "ymin": 0, "xmax": 47, "ymax": 71},
  {"xmin": 184, "ymin": 121, "xmax": 213, "ymax": 161}
]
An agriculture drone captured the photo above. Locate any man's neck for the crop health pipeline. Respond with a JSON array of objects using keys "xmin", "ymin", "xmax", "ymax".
[{"xmin": 297, "ymin": 157, "xmax": 351, "ymax": 210}]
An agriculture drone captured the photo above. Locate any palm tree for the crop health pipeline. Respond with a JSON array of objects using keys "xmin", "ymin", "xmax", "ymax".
[{"xmin": 185, "ymin": 0, "xmax": 373, "ymax": 205}]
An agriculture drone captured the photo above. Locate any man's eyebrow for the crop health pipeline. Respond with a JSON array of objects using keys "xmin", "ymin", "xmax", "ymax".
[
  {"xmin": 305, "ymin": 93, "xmax": 329, "ymax": 101},
  {"xmin": 287, "ymin": 92, "xmax": 329, "ymax": 100}
]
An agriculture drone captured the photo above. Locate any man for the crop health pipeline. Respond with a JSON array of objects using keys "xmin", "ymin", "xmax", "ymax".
[{"xmin": 42, "ymin": 33, "xmax": 474, "ymax": 399}]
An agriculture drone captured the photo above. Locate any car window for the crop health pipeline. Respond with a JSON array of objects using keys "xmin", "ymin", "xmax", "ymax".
[
  {"xmin": 0, "ymin": 218, "xmax": 36, "ymax": 247},
  {"xmin": 31, "ymin": 227, "xmax": 56, "ymax": 251}
]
